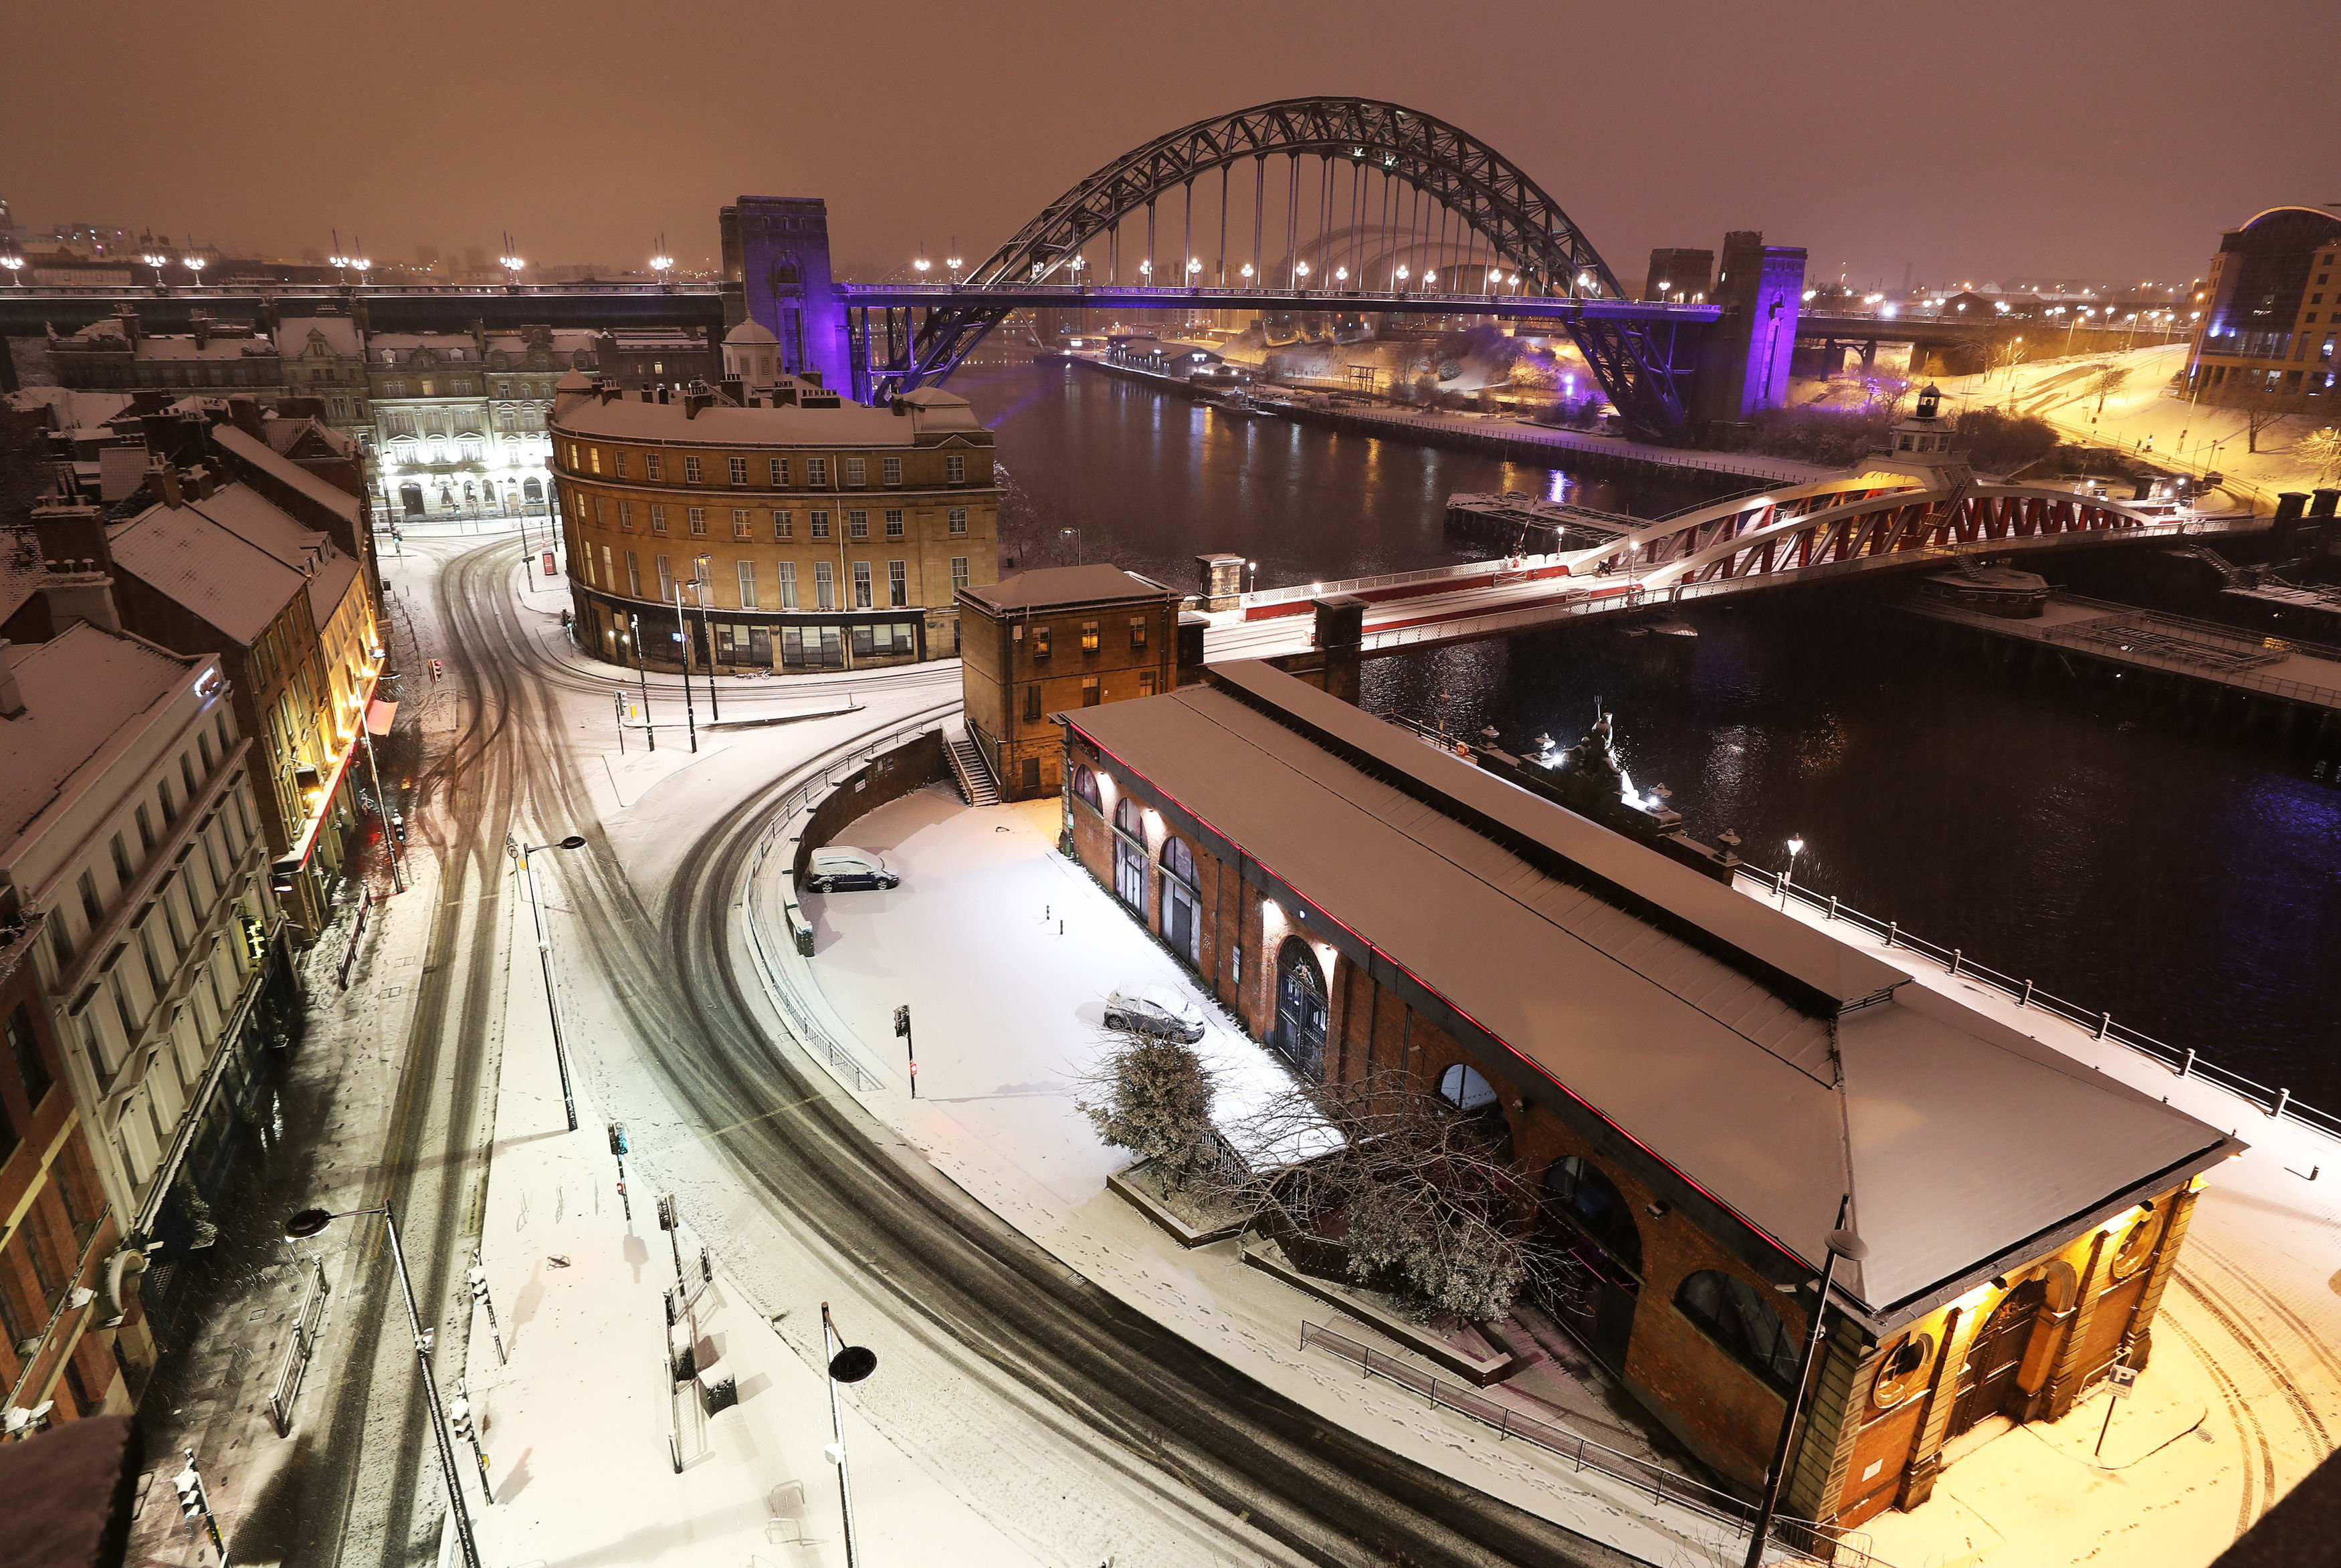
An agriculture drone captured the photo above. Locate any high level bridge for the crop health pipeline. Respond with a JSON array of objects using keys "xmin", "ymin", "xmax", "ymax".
[{"xmin": 0, "ymin": 97, "xmax": 1797, "ymax": 442}]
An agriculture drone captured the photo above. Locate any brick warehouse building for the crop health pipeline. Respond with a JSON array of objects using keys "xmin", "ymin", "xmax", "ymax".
[{"xmin": 1060, "ymin": 661, "xmax": 2233, "ymax": 1532}]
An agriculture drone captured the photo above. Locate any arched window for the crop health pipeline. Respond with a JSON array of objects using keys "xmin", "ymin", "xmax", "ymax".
[
  {"xmin": 522, "ymin": 476, "xmax": 543, "ymax": 502},
  {"xmin": 1273, "ymin": 937, "xmax": 1328, "ymax": 1081},
  {"xmin": 1112, "ymin": 797, "xmax": 1145, "ymax": 910},
  {"xmin": 1071, "ymin": 764, "xmax": 1102, "ymax": 813},
  {"xmin": 1160, "ymin": 836, "xmax": 1200, "ymax": 966},
  {"xmin": 1437, "ymin": 1064, "xmax": 1498, "ymax": 1111},
  {"xmin": 1675, "ymin": 1270, "xmax": 1799, "ymax": 1395},
  {"xmin": 1542, "ymin": 1155, "xmax": 1641, "ymax": 1275}
]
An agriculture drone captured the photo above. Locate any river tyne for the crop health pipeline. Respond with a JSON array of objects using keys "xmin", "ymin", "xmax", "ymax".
[{"xmin": 950, "ymin": 358, "xmax": 2341, "ymax": 1113}]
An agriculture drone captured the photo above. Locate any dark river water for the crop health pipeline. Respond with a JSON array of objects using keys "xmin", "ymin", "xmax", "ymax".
[{"xmin": 953, "ymin": 360, "xmax": 2341, "ymax": 1111}]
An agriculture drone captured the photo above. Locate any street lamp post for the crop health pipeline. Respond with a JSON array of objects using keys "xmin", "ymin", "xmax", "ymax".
[
  {"xmin": 284, "ymin": 1205, "xmax": 482, "ymax": 1568},
  {"xmin": 620, "ymin": 624, "xmax": 653, "ymax": 752},
  {"xmin": 1742, "ymin": 1202, "xmax": 1867, "ymax": 1568},
  {"xmin": 0, "ymin": 255, "xmax": 21, "ymax": 287},
  {"xmin": 512, "ymin": 833, "xmax": 588, "ymax": 1132},
  {"xmin": 183, "ymin": 255, "xmax": 207, "ymax": 287},
  {"xmin": 671, "ymin": 580, "xmax": 698, "ymax": 752},
  {"xmin": 691, "ymin": 554, "xmax": 718, "ymax": 722},
  {"xmin": 821, "ymin": 1303, "xmax": 879, "ymax": 1568},
  {"xmin": 1780, "ymin": 836, "xmax": 1804, "ymax": 905}
]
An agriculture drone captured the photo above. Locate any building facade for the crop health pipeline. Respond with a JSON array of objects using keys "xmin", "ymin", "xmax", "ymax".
[
  {"xmin": 2183, "ymin": 206, "xmax": 2341, "ymax": 414},
  {"xmin": 275, "ymin": 310, "xmax": 371, "ymax": 439},
  {"xmin": 33, "ymin": 451, "xmax": 381, "ymax": 937},
  {"xmin": 1, "ymin": 625, "xmax": 294, "ymax": 1427},
  {"xmin": 552, "ymin": 373, "xmax": 999, "ymax": 673},
  {"xmin": 957, "ymin": 565, "xmax": 1183, "ymax": 799},
  {"xmin": 1061, "ymin": 661, "xmax": 2231, "ymax": 1533},
  {"xmin": 0, "ymin": 889, "xmax": 132, "ymax": 1434},
  {"xmin": 49, "ymin": 308, "xmax": 284, "ymax": 403},
  {"xmin": 369, "ymin": 324, "xmax": 592, "ymax": 523}
]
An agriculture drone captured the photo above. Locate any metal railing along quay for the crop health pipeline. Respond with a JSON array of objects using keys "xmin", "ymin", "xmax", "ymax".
[
  {"xmin": 1298, "ymin": 1321, "xmax": 1893, "ymax": 1567},
  {"xmin": 1734, "ymin": 865, "xmax": 2341, "ymax": 1141}
]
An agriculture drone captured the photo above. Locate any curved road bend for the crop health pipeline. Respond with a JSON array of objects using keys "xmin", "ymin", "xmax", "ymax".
[{"xmin": 334, "ymin": 536, "xmax": 1671, "ymax": 1568}]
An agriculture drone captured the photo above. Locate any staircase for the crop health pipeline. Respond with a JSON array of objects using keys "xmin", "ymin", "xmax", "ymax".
[
  {"xmin": 944, "ymin": 723, "xmax": 1002, "ymax": 806},
  {"xmin": 2174, "ymin": 539, "xmax": 2249, "ymax": 588}
]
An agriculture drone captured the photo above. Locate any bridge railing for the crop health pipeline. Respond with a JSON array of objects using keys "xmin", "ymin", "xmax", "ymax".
[
  {"xmin": 1241, "ymin": 553, "xmax": 1570, "ymax": 611},
  {"xmin": 1735, "ymin": 864, "xmax": 2341, "ymax": 1143}
]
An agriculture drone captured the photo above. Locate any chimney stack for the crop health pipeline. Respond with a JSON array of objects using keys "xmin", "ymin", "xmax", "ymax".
[
  {"xmin": 41, "ymin": 571, "xmax": 120, "ymax": 635},
  {"xmin": 190, "ymin": 312, "xmax": 212, "ymax": 350},
  {"xmin": 151, "ymin": 462, "xmax": 183, "ymax": 508},
  {"xmin": 0, "ymin": 643, "xmax": 23, "ymax": 719},
  {"xmin": 227, "ymin": 393, "xmax": 266, "ymax": 441}
]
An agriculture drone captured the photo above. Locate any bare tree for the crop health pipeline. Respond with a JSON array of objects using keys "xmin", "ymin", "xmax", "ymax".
[
  {"xmin": 1207, "ymin": 1071, "xmax": 1548, "ymax": 1323},
  {"xmin": 2238, "ymin": 386, "xmax": 2294, "ymax": 455},
  {"xmin": 2300, "ymin": 425, "xmax": 2341, "ymax": 484},
  {"xmin": 2089, "ymin": 364, "xmax": 2132, "ymax": 415}
]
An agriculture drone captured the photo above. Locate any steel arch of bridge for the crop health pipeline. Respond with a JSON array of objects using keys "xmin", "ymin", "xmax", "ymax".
[
  {"xmin": 1570, "ymin": 479, "xmax": 2174, "ymax": 590},
  {"xmin": 858, "ymin": 98, "xmax": 1694, "ymax": 437}
]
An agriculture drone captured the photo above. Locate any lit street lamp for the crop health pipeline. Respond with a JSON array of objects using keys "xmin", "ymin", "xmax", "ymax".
[
  {"xmin": 512, "ymin": 833, "xmax": 589, "ymax": 1131},
  {"xmin": 1395, "ymin": 263, "xmax": 1410, "ymax": 294},
  {"xmin": 946, "ymin": 253, "xmax": 963, "ymax": 284},
  {"xmin": 1780, "ymin": 836, "xmax": 1804, "ymax": 905},
  {"xmin": 284, "ymin": 1204, "xmax": 483, "ymax": 1568},
  {"xmin": 1294, "ymin": 259, "xmax": 1310, "ymax": 288},
  {"xmin": 0, "ymin": 254, "xmax": 21, "ymax": 287},
  {"xmin": 183, "ymin": 254, "xmax": 207, "ymax": 286},
  {"xmin": 651, "ymin": 253, "xmax": 674, "ymax": 288},
  {"xmin": 1743, "ymin": 1204, "xmax": 1867, "ymax": 1568},
  {"xmin": 500, "ymin": 253, "xmax": 524, "ymax": 289},
  {"xmin": 1239, "ymin": 262, "xmax": 1255, "ymax": 282},
  {"xmin": 821, "ymin": 1302, "xmax": 879, "ymax": 1568}
]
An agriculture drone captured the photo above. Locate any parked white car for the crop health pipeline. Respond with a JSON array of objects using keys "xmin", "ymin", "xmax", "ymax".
[
  {"xmin": 803, "ymin": 847, "xmax": 899, "ymax": 893},
  {"xmin": 1104, "ymin": 985, "xmax": 1207, "ymax": 1043}
]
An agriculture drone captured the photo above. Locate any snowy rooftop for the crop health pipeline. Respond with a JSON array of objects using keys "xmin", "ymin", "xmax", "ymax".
[
  {"xmin": 0, "ymin": 625, "xmax": 200, "ymax": 850},
  {"xmin": 108, "ymin": 484, "xmax": 329, "ymax": 644},
  {"xmin": 278, "ymin": 315, "xmax": 362, "ymax": 357},
  {"xmin": 550, "ymin": 386, "xmax": 984, "ymax": 449},
  {"xmin": 961, "ymin": 564, "xmax": 1178, "ymax": 612},
  {"xmin": 1067, "ymin": 663, "xmax": 2231, "ymax": 1321},
  {"xmin": 211, "ymin": 424, "xmax": 363, "ymax": 526}
]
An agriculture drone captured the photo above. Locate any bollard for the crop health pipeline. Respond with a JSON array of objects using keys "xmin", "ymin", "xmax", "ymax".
[
  {"xmin": 2274, "ymin": 1087, "xmax": 2291, "ymax": 1121},
  {"xmin": 1825, "ymin": 897, "xmax": 1837, "ymax": 921},
  {"xmin": 1886, "ymin": 921, "xmax": 1897, "ymax": 949},
  {"xmin": 2180, "ymin": 1048, "xmax": 2195, "ymax": 1079},
  {"xmin": 2019, "ymin": 979, "xmax": 2033, "ymax": 1008},
  {"xmin": 2096, "ymin": 1012, "xmax": 2111, "ymax": 1040},
  {"xmin": 1950, "ymin": 947, "xmax": 1962, "ymax": 977}
]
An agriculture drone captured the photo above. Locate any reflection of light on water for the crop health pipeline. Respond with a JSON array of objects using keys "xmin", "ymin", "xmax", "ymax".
[{"xmin": 1548, "ymin": 469, "xmax": 1569, "ymax": 504}]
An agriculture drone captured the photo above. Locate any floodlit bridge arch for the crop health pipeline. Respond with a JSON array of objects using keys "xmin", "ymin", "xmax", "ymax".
[{"xmin": 853, "ymin": 98, "xmax": 1695, "ymax": 435}]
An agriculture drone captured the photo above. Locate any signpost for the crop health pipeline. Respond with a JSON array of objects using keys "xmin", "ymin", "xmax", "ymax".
[
  {"xmin": 2096, "ymin": 1363, "xmax": 2138, "ymax": 1458},
  {"xmin": 894, "ymin": 1005, "xmax": 916, "ymax": 1097}
]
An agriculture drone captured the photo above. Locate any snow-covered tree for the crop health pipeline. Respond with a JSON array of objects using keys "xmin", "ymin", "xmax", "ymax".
[{"xmin": 1075, "ymin": 1028, "xmax": 1223, "ymax": 1190}]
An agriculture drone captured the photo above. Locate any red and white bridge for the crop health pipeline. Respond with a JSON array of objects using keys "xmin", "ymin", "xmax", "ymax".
[{"xmin": 1202, "ymin": 472, "xmax": 2267, "ymax": 663}]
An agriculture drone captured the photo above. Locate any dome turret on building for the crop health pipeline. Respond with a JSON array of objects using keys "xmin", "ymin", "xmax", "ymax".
[{"xmin": 724, "ymin": 320, "xmax": 781, "ymax": 388}]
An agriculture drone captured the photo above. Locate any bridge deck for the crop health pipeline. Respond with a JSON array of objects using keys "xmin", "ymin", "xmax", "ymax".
[
  {"xmin": 1203, "ymin": 518, "xmax": 2269, "ymax": 665},
  {"xmin": 1908, "ymin": 592, "xmax": 2341, "ymax": 715}
]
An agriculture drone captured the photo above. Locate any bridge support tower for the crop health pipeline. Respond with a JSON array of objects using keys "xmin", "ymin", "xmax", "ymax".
[
  {"xmin": 1687, "ymin": 231, "xmax": 1805, "ymax": 437},
  {"xmin": 720, "ymin": 197, "xmax": 851, "ymax": 391}
]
